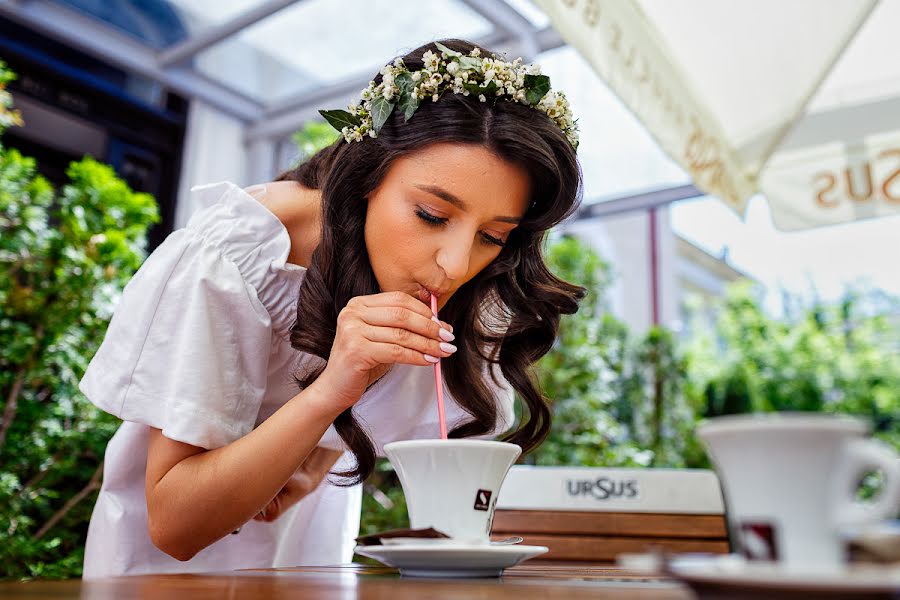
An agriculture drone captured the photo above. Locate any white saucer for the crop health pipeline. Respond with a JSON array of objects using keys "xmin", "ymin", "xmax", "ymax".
[
  {"xmin": 381, "ymin": 537, "xmax": 482, "ymax": 546},
  {"xmin": 668, "ymin": 555, "xmax": 900, "ymax": 596},
  {"xmin": 354, "ymin": 543, "xmax": 548, "ymax": 578}
]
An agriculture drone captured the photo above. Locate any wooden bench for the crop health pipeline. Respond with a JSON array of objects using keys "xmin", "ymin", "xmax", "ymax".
[
  {"xmin": 492, "ymin": 509, "xmax": 730, "ymax": 563},
  {"xmin": 491, "ymin": 466, "xmax": 732, "ymax": 563}
]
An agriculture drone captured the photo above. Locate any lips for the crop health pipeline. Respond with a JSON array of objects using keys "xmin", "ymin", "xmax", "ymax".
[
  {"xmin": 415, "ymin": 283, "xmax": 450, "ymax": 306},
  {"xmin": 415, "ymin": 286, "xmax": 432, "ymax": 305}
]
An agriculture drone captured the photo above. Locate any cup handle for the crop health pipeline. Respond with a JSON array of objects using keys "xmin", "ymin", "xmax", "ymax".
[{"xmin": 831, "ymin": 438, "xmax": 900, "ymax": 528}]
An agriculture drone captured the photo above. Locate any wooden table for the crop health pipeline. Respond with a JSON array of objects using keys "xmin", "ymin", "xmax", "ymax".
[{"xmin": 0, "ymin": 564, "xmax": 692, "ymax": 599}]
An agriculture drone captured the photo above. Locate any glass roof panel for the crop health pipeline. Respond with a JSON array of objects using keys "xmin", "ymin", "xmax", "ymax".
[
  {"xmin": 167, "ymin": 0, "xmax": 273, "ymax": 30},
  {"xmin": 52, "ymin": 0, "xmax": 270, "ymax": 48},
  {"xmin": 502, "ymin": 0, "xmax": 551, "ymax": 28},
  {"xmin": 192, "ymin": 0, "xmax": 493, "ymax": 103},
  {"xmin": 51, "ymin": 0, "xmax": 195, "ymax": 48}
]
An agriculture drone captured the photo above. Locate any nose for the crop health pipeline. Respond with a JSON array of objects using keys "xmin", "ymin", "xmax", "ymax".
[{"xmin": 435, "ymin": 233, "xmax": 474, "ymax": 282}]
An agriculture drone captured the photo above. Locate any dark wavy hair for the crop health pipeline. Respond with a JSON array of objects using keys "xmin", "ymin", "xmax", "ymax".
[{"xmin": 279, "ymin": 39, "xmax": 585, "ymax": 484}]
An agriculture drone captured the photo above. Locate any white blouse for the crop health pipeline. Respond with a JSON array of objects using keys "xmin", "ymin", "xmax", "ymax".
[{"xmin": 79, "ymin": 181, "xmax": 514, "ymax": 579}]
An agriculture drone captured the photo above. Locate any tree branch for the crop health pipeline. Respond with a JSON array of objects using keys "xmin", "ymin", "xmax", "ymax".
[
  {"xmin": 0, "ymin": 365, "xmax": 27, "ymax": 450},
  {"xmin": 17, "ymin": 451, "xmax": 63, "ymax": 500},
  {"xmin": 33, "ymin": 460, "xmax": 103, "ymax": 541},
  {"xmin": 0, "ymin": 325, "xmax": 45, "ymax": 451}
]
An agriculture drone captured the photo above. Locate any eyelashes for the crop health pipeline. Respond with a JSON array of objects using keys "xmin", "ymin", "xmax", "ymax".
[
  {"xmin": 414, "ymin": 208, "xmax": 506, "ymax": 247},
  {"xmin": 414, "ymin": 208, "xmax": 446, "ymax": 226}
]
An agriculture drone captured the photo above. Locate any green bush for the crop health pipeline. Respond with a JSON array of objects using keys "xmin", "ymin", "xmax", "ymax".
[
  {"xmin": 0, "ymin": 59, "xmax": 159, "ymax": 580},
  {"xmin": 686, "ymin": 282, "xmax": 900, "ymax": 450},
  {"xmin": 291, "ymin": 121, "xmax": 338, "ymax": 166},
  {"xmin": 528, "ymin": 235, "xmax": 703, "ymax": 469}
]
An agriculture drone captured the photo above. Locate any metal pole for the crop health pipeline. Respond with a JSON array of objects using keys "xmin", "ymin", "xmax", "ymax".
[{"xmin": 649, "ymin": 206, "xmax": 660, "ymax": 326}]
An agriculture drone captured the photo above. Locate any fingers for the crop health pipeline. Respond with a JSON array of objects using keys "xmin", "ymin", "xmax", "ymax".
[
  {"xmin": 340, "ymin": 292, "xmax": 457, "ymax": 362},
  {"xmin": 357, "ymin": 307, "xmax": 454, "ymax": 346},
  {"xmin": 363, "ymin": 324, "xmax": 457, "ymax": 360},
  {"xmin": 360, "ymin": 338, "xmax": 453, "ymax": 367},
  {"xmin": 331, "ymin": 291, "xmax": 458, "ymax": 376},
  {"xmin": 349, "ymin": 291, "xmax": 453, "ymax": 331}
]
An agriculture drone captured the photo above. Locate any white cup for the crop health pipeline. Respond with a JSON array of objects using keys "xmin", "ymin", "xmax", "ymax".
[
  {"xmin": 697, "ymin": 413, "xmax": 900, "ymax": 573},
  {"xmin": 383, "ymin": 439, "xmax": 522, "ymax": 544}
]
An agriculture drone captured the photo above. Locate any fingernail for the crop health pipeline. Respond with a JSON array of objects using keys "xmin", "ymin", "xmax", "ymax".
[
  {"xmin": 431, "ymin": 315, "xmax": 453, "ymax": 333},
  {"xmin": 424, "ymin": 354, "xmax": 440, "ymax": 363},
  {"xmin": 439, "ymin": 328, "xmax": 455, "ymax": 342},
  {"xmin": 439, "ymin": 342, "xmax": 457, "ymax": 354}
]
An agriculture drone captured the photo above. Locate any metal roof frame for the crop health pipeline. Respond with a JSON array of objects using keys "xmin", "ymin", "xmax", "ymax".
[{"xmin": 0, "ymin": 0, "xmax": 563, "ymax": 142}]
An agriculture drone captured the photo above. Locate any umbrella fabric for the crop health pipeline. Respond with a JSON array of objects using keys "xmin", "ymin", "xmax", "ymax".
[{"xmin": 537, "ymin": 0, "xmax": 900, "ymax": 230}]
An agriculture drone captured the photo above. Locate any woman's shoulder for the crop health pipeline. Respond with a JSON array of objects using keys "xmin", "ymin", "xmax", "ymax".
[{"xmin": 245, "ymin": 181, "xmax": 322, "ymax": 269}]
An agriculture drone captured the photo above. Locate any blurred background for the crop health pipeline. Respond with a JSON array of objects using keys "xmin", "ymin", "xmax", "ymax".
[{"xmin": 1, "ymin": 0, "xmax": 897, "ymax": 579}]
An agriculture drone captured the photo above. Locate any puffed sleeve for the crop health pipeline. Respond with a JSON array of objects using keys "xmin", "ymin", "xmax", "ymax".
[{"xmin": 79, "ymin": 182, "xmax": 293, "ymax": 449}]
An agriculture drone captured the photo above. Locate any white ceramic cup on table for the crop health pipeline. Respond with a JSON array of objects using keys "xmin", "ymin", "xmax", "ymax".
[
  {"xmin": 383, "ymin": 439, "xmax": 521, "ymax": 544},
  {"xmin": 697, "ymin": 413, "xmax": 900, "ymax": 573}
]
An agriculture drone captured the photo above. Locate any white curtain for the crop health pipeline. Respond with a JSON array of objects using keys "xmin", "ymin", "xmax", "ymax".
[{"xmin": 175, "ymin": 101, "xmax": 248, "ymax": 229}]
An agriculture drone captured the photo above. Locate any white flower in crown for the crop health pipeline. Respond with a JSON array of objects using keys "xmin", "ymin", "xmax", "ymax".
[
  {"xmin": 319, "ymin": 42, "xmax": 579, "ymax": 149},
  {"xmin": 422, "ymin": 50, "xmax": 440, "ymax": 71}
]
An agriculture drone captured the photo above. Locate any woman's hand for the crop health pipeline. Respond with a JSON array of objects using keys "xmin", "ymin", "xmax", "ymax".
[
  {"xmin": 318, "ymin": 291, "xmax": 456, "ymax": 410},
  {"xmin": 253, "ymin": 447, "xmax": 344, "ymax": 522}
]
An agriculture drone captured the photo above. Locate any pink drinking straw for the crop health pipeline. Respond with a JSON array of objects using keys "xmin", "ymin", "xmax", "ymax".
[{"xmin": 430, "ymin": 293, "xmax": 449, "ymax": 440}]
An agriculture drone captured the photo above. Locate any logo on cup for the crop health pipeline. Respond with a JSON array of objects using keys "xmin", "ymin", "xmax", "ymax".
[
  {"xmin": 473, "ymin": 489, "xmax": 493, "ymax": 511},
  {"xmin": 739, "ymin": 521, "xmax": 779, "ymax": 561}
]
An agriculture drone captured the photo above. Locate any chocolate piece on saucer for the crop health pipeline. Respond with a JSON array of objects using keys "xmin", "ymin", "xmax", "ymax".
[{"xmin": 355, "ymin": 527, "xmax": 450, "ymax": 546}]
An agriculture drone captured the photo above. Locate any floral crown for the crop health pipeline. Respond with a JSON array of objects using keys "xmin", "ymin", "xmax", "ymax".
[{"xmin": 319, "ymin": 42, "xmax": 578, "ymax": 149}]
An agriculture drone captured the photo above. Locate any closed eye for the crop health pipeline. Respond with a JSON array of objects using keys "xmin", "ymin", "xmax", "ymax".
[
  {"xmin": 415, "ymin": 208, "xmax": 447, "ymax": 225},
  {"xmin": 414, "ymin": 208, "xmax": 507, "ymax": 248}
]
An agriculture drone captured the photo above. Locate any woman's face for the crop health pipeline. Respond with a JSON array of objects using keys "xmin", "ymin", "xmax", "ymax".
[{"xmin": 365, "ymin": 142, "xmax": 530, "ymax": 310}]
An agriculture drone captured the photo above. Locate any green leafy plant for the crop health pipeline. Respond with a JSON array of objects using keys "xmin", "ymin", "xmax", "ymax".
[
  {"xmin": 686, "ymin": 282, "xmax": 900, "ymax": 450},
  {"xmin": 0, "ymin": 59, "xmax": 159, "ymax": 580},
  {"xmin": 0, "ymin": 61, "xmax": 22, "ymax": 129},
  {"xmin": 529, "ymin": 235, "xmax": 698, "ymax": 469},
  {"xmin": 291, "ymin": 121, "xmax": 338, "ymax": 166}
]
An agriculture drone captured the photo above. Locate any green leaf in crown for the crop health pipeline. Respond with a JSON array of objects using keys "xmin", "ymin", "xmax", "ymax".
[
  {"xmin": 395, "ymin": 71, "xmax": 419, "ymax": 121},
  {"xmin": 434, "ymin": 42, "xmax": 462, "ymax": 58},
  {"xmin": 464, "ymin": 80, "xmax": 499, "ymax": 99},
  {"xmin": 523, "ymin": 74, "xmax": 551, "ymax": 106},
  {"xmin": 319, "ymin": 109, "xmax": 360, "ymax": 132},
  {"xmin": 370, "ymin": 96, "xmax": 395, "ymax": 134},
  {"xmin": 458, "ymin": 56, "xmax": 481, "ymax": 71}
]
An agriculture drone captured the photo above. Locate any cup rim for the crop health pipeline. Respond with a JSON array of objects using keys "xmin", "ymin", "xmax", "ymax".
[
  {"xmin": 384, "ymin": 439, "xmax": 522, "ymax": 455},
  {"xmin": 696, "ymin": 412, "xmax": 868, "ymax": 438}
]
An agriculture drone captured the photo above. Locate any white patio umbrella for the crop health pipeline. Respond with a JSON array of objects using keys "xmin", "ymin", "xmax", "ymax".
[{"xmin": 535, "ymin": 0, "xmax": 900, "ymax": 230}]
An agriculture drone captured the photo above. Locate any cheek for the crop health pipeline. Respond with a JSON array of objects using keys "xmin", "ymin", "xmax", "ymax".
[{"xmin": 365, "ymin": 204, "xmax": 422, "ymax": 269}]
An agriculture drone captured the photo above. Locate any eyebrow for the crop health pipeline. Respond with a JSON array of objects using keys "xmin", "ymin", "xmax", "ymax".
[{"xmin": 414, "ymin": 184, "xmax": 522, "ymax": 224}]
